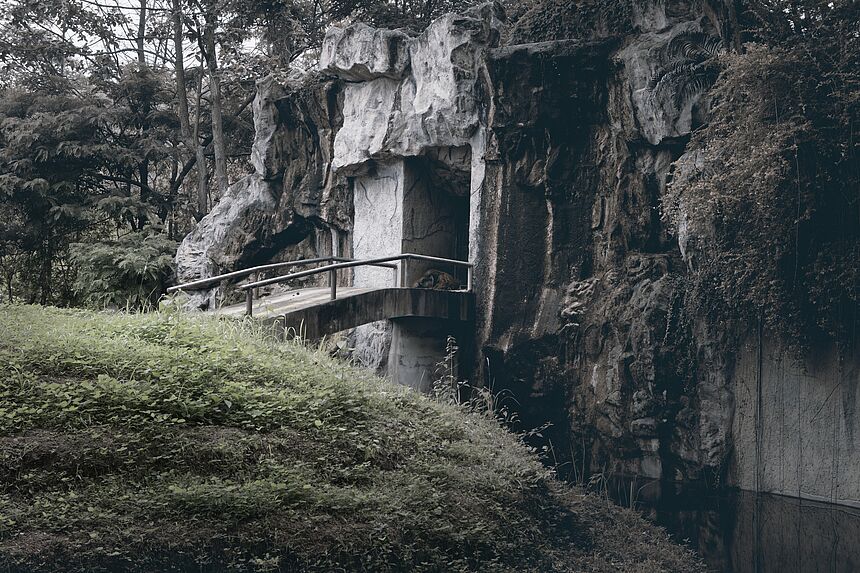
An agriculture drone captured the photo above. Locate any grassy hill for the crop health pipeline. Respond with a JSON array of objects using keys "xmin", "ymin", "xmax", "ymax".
[{"xmin": 0, "ymin": 305, "xmax": 701, "ymax": 572}]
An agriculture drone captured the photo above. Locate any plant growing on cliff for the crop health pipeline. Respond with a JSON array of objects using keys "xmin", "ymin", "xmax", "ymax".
[
  {"xmin": 663, "ymin": 16, "xmax": 860, "ymax": 347},
  {"xmin": 650, "ymin": 32, "xmax": 724, "ymax": 108}
]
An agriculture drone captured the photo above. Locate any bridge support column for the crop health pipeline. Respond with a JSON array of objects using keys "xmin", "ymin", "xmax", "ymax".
[{"xmin": 388, "ymin": 317, "xmax": 470, "ymax": 393}]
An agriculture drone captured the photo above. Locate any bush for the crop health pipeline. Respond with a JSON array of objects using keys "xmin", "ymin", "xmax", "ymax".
[
  {"xmin": 664, "ymin": 39, "xmax": 859, "ymax": 348},
  {"xmin": 69, "ymin": 226, "xmax": 177, "ymax": 309}
]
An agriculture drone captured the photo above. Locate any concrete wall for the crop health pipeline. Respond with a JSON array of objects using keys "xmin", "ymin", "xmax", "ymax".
[
  {"xmin": 350, "ymin": 161, "xmax": 404, "ymax": 371},
  {"xmin": 730, "ymin": 336, "xmax": 860, "ymax": 506},
  {"xmin": 349, "ymin": 156, "xmax": 473, "ymax": 388},
  {"xmin": 352, "ymin": 161, "xmax": 404, "ymax": 288}
]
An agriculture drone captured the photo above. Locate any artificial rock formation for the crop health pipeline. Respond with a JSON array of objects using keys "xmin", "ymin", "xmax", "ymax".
[
  {"xmin": 176, "ymin": 0, "xmax": 859, "ymax": 504},
  {"xmin": 175, "ymin": 77, "xmax": 350, "ymax": 309}
]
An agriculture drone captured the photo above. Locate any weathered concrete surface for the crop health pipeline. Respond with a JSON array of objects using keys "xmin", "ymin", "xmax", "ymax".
[
  {"xmin": 351, "ymin": 161, "xmax": 404, "ymax": 289},
  {"xmin": 215, "ymin": 286, "xmax": 374, "ymax": 319},
  {"xmin": 349, "ymin": 161, "xmax": 405, "ymax": 370},
  {"xmin": 267, "ymin": 288, "xmax": 474, "ymax": 340},
  {"xmin": 730, "ymin": 337, "xmax": 860, "ymax": 505},
  {"xmin": 389, "ymin": 317, "xmax": 468, "ymax": 392}
]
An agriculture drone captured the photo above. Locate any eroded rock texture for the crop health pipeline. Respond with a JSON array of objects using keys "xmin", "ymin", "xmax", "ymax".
[
  {"xmin": 175, "ymin": 0, "xmax": 859, "ymax": 502},
  {"xmin": 327, "ymin": 3, "xmax": 504, "ymax": 172},
  {"xmin": 175, "ymin": 77, "xmax": 350, "ymax": 309},
  {"xmin": 474, "ymin": 2, "xmax": 734, "ymax": 484}
]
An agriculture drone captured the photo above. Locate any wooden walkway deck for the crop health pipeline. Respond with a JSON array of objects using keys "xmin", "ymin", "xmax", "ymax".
[{"xmin": 215, "ymin": 287, "xmax": 374, "ymax": 319}]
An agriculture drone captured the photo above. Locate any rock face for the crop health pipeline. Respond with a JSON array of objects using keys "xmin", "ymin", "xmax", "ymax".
[
  {"xmin": 175, "ymin": 77, "xmax": 350, "ymax": 309},
  {"xmin": 319, "ymin": 24, "xmax": 411, "ymax": 81},
  {"xmin": 175, "ymin": 0, "xmax": 860, "ymax": 504},
  {"xmin": 471, "ymin": 1, "xmax": 745, "ymax": 488},
  {"xmin": 327, "ymin": 3, "xmax": 503, "ymax": 172}
]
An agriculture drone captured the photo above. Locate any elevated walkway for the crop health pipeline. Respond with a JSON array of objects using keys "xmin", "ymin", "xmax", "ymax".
[
  {"xmin": 168, "ymin": 254, "xmax": 474, "ymax": 340},
  {"xmin": 217, "ymin": 287, "xmax": 473, "ymax": 339}
]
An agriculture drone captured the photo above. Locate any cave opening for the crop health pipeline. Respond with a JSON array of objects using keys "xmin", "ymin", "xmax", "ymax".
[{"xmin": 401, "ymin": 146, "xmax": 472, "ymax": 287}]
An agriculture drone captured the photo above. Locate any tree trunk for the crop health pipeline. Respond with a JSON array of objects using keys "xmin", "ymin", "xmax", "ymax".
[
  {"xmin": 172, "ymin": 0, "xmax": 205, "ymax": 220},
  {"xmin": 203, "ymin": 12, "xmax": 228, "ymax": 199},
  {"xmin": 172, "ymin": 0, "xmax": 191, "ymax": 148},
  {"xmin": 138, "ymin": 161, "xmax": 150, "ymax": 230},
  {"xmin": 137, "ymin": 0, "xmax": 147, "ymax": 67},
  {"xmin": 194, "ymin": 58, "xmax": 210, "ymax": 217}
]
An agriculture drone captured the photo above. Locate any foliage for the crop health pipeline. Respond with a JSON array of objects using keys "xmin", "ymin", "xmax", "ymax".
[
  {"xmin": 327, "ymin": 0, "xmax": 482, "ymax": 32},
  {"xmin": 664, "ymin": 6, "xmax": 860, "ymax": 347},
  {"xmin": 0, "ymin": 73, "xmax": 178, "ymax": 304},
  {"xmin": 0, "ymin": 0, "xmax": 260, "ymax": 306},
  {"xmin": 650, "ymin": 32, "xmax": 724, "ymax": 108},
  {"xmin": 0, "ymin": 305, "xmax": 702, "ymax": 572},
  {"xmin": 432, "ymin": 335, "xmax": 520, "ymax": 426},
  {"xmin": 504, "ymin": 0, "xmax": 633, "ymax": 45},
  {"xmin": 69, "ymin": 226, "xmax": 178, "ymax": 309}
]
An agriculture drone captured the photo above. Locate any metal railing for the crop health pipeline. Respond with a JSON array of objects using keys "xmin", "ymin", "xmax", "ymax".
[
  {"xmin": 240, "ymin": 253, "xmax": 473, "ymax": 317},
  {"xmin": 166, "ymin": 256, "xmax": 354, "ymax": 294}
]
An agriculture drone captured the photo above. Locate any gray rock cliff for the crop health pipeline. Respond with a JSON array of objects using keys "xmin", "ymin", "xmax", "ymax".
[{"xmin": 175, "ymin": 0, "xmax": 860, "ymax": 504}]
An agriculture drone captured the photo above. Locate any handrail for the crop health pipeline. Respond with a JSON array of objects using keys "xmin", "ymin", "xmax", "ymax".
[
  {"xmin": 241, "ymin": 253, "xmax": 473, "ymax": 316},
  {"xmin": 242, "ymin": 253, "xmax": 472, "ymax": 291},
  {"xmin": 167, "ymin": 256, "xmax": 396, "ymax": 293}
]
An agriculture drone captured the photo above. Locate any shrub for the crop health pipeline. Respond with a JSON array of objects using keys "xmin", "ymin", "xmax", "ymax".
[
  {"xmin": 663, "ymin": 41, "xmax": 859, "ymax": 348},
  {"xmin": 69, "ymin": 226, "xmax": 177, "ymax": 310}
]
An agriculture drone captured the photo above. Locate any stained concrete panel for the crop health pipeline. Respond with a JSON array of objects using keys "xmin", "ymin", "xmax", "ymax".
[
  {"xmin": 388, "ymin": 317, "xmax": 469, "ymax": 393},
  {"xmin": 730, "ymin": 336, "xmax": 860, "ymax": 505},
  {"xmin": 352, "ymin": 161, "xmax": 404, "ymax": 288}
]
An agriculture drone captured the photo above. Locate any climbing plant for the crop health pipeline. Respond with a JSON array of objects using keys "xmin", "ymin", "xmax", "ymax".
[
  {"xmin": 650, "ymin": 32, "xmax": 724, "ymax": 108},
  {"xmin": 664, "ymin": 28, "xmax": 859, "ymax": 347}
]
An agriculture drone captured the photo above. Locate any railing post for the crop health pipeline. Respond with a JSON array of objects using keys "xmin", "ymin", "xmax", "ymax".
[
  {"xmin": 392, "ymin": 264, "xmax": 399, "ymax": 287},
  {"xmin": 401, "ymin": 257, "xmax": 409, "ymax": 288},
  {"xmin": 329, "ymin": 267, "xmax": 337, "ymax": 300},
  {"xmin": 245, "ymin": 290, "xmax": 253, "ymax": 317},
  {"xmin": 466, "ymin": 265, "xmax": 473, "ymax": 292}
]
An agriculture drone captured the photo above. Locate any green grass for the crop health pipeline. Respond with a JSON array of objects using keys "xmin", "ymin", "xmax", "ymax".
[{"xmin": 0, "ymin": 305, "xmax": 702, "ymax": 572}]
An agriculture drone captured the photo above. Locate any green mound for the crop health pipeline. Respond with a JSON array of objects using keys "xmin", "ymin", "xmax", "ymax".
[{"xmin": 0, "ymin": 305, "xmax": 700, "ymax": 572}]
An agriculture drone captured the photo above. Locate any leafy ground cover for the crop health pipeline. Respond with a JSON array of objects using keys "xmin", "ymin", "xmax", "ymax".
[{"xmin": 0, "ymin": 305, "xmax": 702, "ymax": 572}]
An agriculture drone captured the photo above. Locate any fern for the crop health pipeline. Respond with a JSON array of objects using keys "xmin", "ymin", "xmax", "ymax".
[
  {"xmin": 666, "ymin": 32, "xmax": 723, "ymax": 60},
  {"xmin": 69, "ymin": 225, "xmax": 177, "ymax": 309},
  {"xmin": 649, "ymin": 33, "xmax": 724, "ymax": 107}
]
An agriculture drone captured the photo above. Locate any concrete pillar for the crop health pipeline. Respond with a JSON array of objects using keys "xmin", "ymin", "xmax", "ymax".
[{"xmin": 388, "ymin": 317, "xmax": 469, "ymax": 393}]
